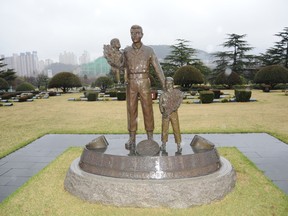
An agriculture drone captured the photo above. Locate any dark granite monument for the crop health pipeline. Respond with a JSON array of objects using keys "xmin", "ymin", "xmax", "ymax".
[{"xmin": 64, "ymin": 25, "xmax": 236, "ymax": 208}]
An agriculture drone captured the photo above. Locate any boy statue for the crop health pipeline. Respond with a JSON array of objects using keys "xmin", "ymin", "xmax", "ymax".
[{"xmin": 159, "ymin": 77, "xmax": 184, "ymax": 154}]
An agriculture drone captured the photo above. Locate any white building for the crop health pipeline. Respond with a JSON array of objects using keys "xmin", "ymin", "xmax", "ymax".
[
  {"xmin": 1, "ymin": 51, "xmax": 40, "ymax": 77},
  {"xmin": 79, "ymin": 50, "xmax": 90, "ymax": 65},
  {"xmin": 59, "ymin": 51, "xmax": 78, "ymax": 65}
]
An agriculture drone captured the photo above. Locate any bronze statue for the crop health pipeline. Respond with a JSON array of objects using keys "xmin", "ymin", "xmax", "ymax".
[
  {"xmin": 124, "ymin": 25, "xmax": 165, "ymax": 151},
  {"xmin": 103, "ymin": 38, "xmax": 124, "ymax": 84},
  {"xmin": 159, "ymin": 77, "xmax": 184, "ymax": 154}
]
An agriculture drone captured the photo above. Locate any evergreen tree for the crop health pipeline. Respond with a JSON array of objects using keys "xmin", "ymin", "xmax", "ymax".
[
  {"xmin": 36, "ymin": 73, "xmax": 49, "ymax": 90},
  {"xmin": 260, "ymin": 27, "xmax": 288, "ymax": 68},
  {"xmin": 93, "ymin": 76, "xmax": 113, "ymax": 92},
  {"xmin": 0, "ymin": 58, "xmax": 17, "ymax": 85},
  {"xmin": 210, "ymin": 51, "xmax": 230, "ymax": 83},
  {"xmin": 161, "ymin": 39, "xmax": 198, "ymax": 77},
  {"xmin": 213, "ymin": 34, "xmax": 255, "ymax": 82},
  {"xmin": 48, "ymin": 72, "xmax": 81, "ymax": 93},
  {"xmin": 221, "ymin": 34, "xmax": 253, "ymax": 75},
  {"xmin": 254, "ymin": 65, "xmax": 288, "ymax": 90},
  {"xmin": 173, "ymin": 65, "xmax": 204, "ymax": 89}
]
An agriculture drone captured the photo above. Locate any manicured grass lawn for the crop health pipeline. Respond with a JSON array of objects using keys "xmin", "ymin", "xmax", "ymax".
[
  {"xmin": 0, "ymin": 147, "xmax": 287, "ymax": 215},
  {"xmin": 0, "ymin": 90, "xmax": 287, "ymax": 158}
]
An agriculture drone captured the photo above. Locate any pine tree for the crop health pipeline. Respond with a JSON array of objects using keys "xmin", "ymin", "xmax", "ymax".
[
  {"xmin": 0, "ymin": 58, "xmax": 17, "ymax": 85},
  {"xmin": 221, "ymin": 34, "xmax": 253, "ymax": 75},
  {"xmin": 260, "ymin": 27, "xmax": 288, "ymax": 68},
  {"xmin": 161, "ymin": 39, "xmax": 199, "ymax": 77},
  {"xmin": 212, "ymin": 34, "xmax": 255, "ymax": 83}
]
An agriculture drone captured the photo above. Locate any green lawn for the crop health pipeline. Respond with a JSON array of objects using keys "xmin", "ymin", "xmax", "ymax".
[
  {"xmin": 0, "ymin": 147, "xmax": 287, "ymax": 215},
  {"xmin": 1, "ymin": 90, "xmax": 288, "ymax": 215},
  {"xmin": 0, "ymin": 90, "xmax": 287, "ymax": 158}
]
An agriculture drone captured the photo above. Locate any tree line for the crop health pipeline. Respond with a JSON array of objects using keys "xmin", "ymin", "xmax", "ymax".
[
  {"xmin": 1, "ymin": 27, "xmax": 287, "ymax": 92},
  {"xmin": 160, "ymin": 27, "xmax": 288, "ymax": 88}
]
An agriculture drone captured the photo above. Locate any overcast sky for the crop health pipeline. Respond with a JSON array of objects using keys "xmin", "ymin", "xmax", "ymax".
[{"xmin": 1, "ymin": 0, "xmax": 287, "ymax": 61}]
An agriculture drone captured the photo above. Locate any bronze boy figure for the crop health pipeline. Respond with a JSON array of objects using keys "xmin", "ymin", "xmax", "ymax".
[{"xmin": 159, "ymin": 77, "xmax": 184, "ymax": 154}]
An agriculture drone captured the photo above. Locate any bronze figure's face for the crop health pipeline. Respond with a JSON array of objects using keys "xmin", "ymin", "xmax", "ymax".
[
  {"xmin": 165, "ymin": 77, "xmax": 174, "ymax": 90},
  {"xmin": 130, "ymin": 26, "xmax": 143, "ymax": 43},
  {"xmin": 110, "ymin": 38, "xmax": 121, "ymax": 49}
]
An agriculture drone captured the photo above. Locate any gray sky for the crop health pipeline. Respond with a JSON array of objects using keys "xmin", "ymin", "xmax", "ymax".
[{"xmin": 1, "ymin": 0, "xmax": 287, "ymax": 61}]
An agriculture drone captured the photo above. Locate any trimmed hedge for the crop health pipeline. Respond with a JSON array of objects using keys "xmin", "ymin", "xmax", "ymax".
[
  {"xmin": 211, "ymin": 89, "xmax": 221, "ymax": 99},
  {"xmin": 18, "ymin": 95, "xmax": 29, "ymax": 102},
  {"xmin": 234, "ymin": 89, "xmax": 252, "ymax": 102},
  {"xmin": 48, "ymin": 91, "xmax": 57, "ymax": 96},
  {"xmin": 254, "ymin": 65, "xmax": 288, "ymax": 90},
  {"xmin": 16, "ymin": 82, "xmax": 35, "ymax": 92},
  {"xmin": 174, "ymin": 65, "xmax": 204, "ymax": 88},
  {"xmin": 1, "ymin": 93, "xmax": 15, "ymax": 100},
  {"xmin": 107, "ymin": 91, "xmax": 117, "ymax": 97},
  {"xmin": 116, "ymin": 92, "xmax": 126, "ymax": 101},
  {"xmin": 200, "ymin": 91, "xmax": 214, "ymax": 103},
  {"xmin": 86, "ymin": 92, "xmax": 98, "ymax": 101}
]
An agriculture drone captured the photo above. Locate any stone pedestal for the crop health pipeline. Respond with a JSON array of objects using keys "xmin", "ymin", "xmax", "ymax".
[{"xmin": 64, "ymin": 157, "xmax": 236, "ymax": 208}]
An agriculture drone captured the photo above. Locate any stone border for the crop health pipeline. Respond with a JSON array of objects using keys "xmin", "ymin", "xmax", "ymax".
[{"xmin": 64, "ymin": 157, "xmax": 236, "ymax": 208}]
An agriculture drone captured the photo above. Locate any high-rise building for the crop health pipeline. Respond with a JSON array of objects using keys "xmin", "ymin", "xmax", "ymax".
[
  {"xmin": 59, "ymin": 51, "xmax": 78, "ymax": 65},
  {"xmin": 1, "ymin": 51, "xmax": 40, "ymax": 77},
  {"xmin": 79, "ymin": 51, "xmax": 91, "ymax": 65}
]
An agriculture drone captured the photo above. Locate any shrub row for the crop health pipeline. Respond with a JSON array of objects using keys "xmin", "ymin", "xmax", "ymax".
[
  {"xmin": 198, "ymin": 89, "xmax": 252, "ymax": 103},
  {"xmin": 234, "ymin": 89, "xmax": 252, "ymax": 102},
  {"xmin": 199, "ymin": 91, "xmax": 214, "ymax": 103},
  {"xmin": 0, "ymin": 91, "xmax": 57, "ymax": 100},
  {"xmin": 116, "ymin": 92, "xmax": 126, "ymax": 101},
  {"xmin": 85, "ymin": 92, "xmax": 99, "ymax": 101}
]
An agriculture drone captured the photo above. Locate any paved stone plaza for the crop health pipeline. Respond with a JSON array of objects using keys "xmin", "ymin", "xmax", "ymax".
[{"xmin": 0, "ymin": 133, "xmax": 288, "ymax": 202}]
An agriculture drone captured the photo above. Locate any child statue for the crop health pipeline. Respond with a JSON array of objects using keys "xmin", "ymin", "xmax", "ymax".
[
  {"xmin": 159, "ymin": 77, "xmax": 184, "ymax": 154},
  {"xmin": 103, "ymin": 38, "xmax": 124, "ymax": 84}
]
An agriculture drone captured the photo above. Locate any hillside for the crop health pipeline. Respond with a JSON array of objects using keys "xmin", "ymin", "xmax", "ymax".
[{"xmin": 150, "ymin": 45, "xmax": 216, "ymax": 68}]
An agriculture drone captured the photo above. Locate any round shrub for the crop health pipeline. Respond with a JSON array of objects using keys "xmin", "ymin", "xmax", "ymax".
[
  {"xmin": 200, "ymin": 91, "xmax": 214, "ymax": 104},
  {"xmin": 0, "ymin": 78, "xmax": 9, "ymax": 91},
  {"xmin": 214, "ymin": 71, "xmax": 242, "ymax": 89},
  {"xmin": 234, "ymin": 89, "xmax": 252, "ymax": 102},
  {"xmin": 107, "ymin": 91, "xmax": 117, "ymax": 97},
  {"xmin": 116, "ymin": 92, "xmax": 126, "ymax": 101},
  {"xmin": 1, "ymin": 93, "xmax": 14, "ymax": 100},
  {"xmin": 48, "ymin": 91, "xmax": 57, "ymax": 96},
  {"xmin": 94, "ymin": 76, "xmax": 114, "ymax": 93},
  {"xmin": 254, "ymin": 65, "xmax": 288, "ymax": 90},
  {"xmin": 173, "ymin": 65, "xmax": 204, "ymax": 88},
  {"xmin": 18, "ymin": 95, "xmax": 29, "ymax": 102},
  {"xmin": 86, "ymin": 92, "xmax": 98, "ymax": 101},
  {"xmin": 16, "ymin": 82, "xmax": 35, "ymax": 92},
  {"xmin": 48, "ymin": 72, "xmax": 82, "ymax": 93},
  {"xmin": 211, "ymin": 89, "xmax": 221, "ymax": 99}
]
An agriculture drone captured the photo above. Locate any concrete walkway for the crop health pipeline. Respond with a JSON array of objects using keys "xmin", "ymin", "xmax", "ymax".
[{"xmin": 0, "ymin": 133, "xmax": 288, "ymax": 202}]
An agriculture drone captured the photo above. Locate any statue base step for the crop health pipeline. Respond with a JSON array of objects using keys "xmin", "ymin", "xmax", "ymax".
[{"xmin": 64, "ymin": 157, "xmax": 236, "ymax": 208}]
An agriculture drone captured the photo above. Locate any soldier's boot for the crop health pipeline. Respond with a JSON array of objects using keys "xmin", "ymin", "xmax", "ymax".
[
  {"xmin": 147, "ymin": 131, "xmax": 154, "ymax": 140},
  {"xmin": 160, "ymin": 142, "xmax": 166, "ymax": 151},
  {"xmin": 125, "ymin": 132, "xmax": 136, "ymax": 150},
  {"xmin": 176, "ymin": 143, "xmax": 182, "ymax": 154}
]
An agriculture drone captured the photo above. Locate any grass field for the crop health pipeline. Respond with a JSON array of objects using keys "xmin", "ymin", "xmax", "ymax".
[
  {"xmin": 0, "ymin": 89, "xmax": 287, "ymax": 158},
  {"xmin": 0, "ymin": 147, "xmax": 287, "ymax": 215}
]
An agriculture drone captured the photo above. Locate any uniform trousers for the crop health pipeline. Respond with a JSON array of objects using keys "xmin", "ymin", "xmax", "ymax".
[{"xmin": 126, "ymin": 77, "xmax": 154, "ymax": 132}]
